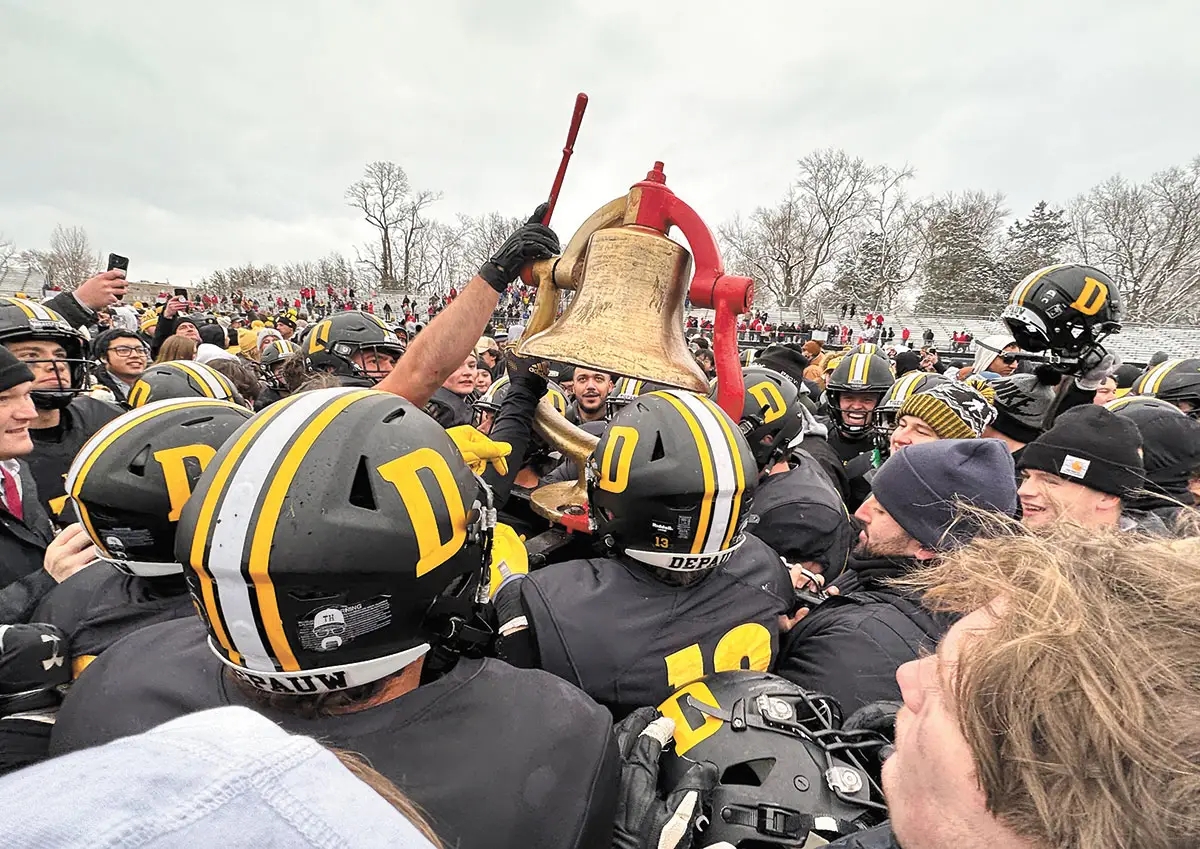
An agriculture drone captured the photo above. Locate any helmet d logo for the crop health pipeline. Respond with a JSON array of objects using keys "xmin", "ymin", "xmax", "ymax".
[
  {"xmin": 154, "ymin": 444, "xmax": 218, "ymax": 521},
  {"xmin": 1070, "ymin": 277, "xmax": 1110, "ymax": 317},
  {"xmin": 747, "ymin": 381, "xmax": 786, "ymax": 424}
]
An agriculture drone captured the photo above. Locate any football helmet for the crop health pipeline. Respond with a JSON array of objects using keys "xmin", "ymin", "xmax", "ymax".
[
  {"xmin": 1132, "ymin": 358, "xmax": 1200, "ymax": 417},
  {"xmin": 259, "ymin": 339, "xmax": 300, "ymax": 389},
  {"xmin": 66, "ymin": 398, "xmax": 253, "ymax": 576},
  {"xmin": 710, "ymin": 366, "xmax": 806, "ymax": 472},
  {"xmin": 739, "ymin": 348, "xmax": 758, "ymax": 367},
  {"xmin": 850, "ymin": 342, "xmax": 880, "ymax": 357},
  {"xmin": 873, "ymin": 371, "xmax": 948, "ymax": 435},
  {"xmin": 606, "ymin": 376, "xmax": 672, "ymax": 418},
  {"xmin": 1002, "ymin": 263, "xmax": 1122, "ymax": 354},
  {"xmin": 590, "ymin": 390, "xmax": 757, "ymax": 576},
  {"xmin": 176, "ymin": 388, "xmax": 495, "ymax": 693},
  {"xmin": 303, "ymin": 311, "xmax": 405, "ymax": 382},
  {"xmin": 472, "ymin": 374, "xmax": 568, "ymax": 427},
  {"xmin": 658, "ymin": 670, "xmax": 884, "ymax": 847},
  {"xmin": 0, "ymin": 297, "xmax": 89, "ymax": 410},
  {"xmin": 824, "ymin": 353, "xmax": 895, "ymax": 437},
  {"xmin": 127, "ymin": 361, "xmax": 240, "ymax": 408}
]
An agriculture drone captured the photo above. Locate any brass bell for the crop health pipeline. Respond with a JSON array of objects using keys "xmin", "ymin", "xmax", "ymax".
[{"xmin": 517, "ymin": 190, "xmax": 708, "ymax": 393}]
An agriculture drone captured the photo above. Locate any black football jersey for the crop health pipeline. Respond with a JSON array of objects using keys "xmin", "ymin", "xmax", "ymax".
[
  {"xmin": 50, "ymin": 617, "xmax": 617, "ymax": 849},
  {"xmin": 514, "ymin": 533, "xmax": 791, "ymax": 715},
  {"xmin": 31, "ymin": 564, "xmax": 194, "ymax": 678}
]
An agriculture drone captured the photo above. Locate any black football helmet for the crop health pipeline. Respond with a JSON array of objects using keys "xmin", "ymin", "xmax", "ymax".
[
  {"xmin": 66, "ymin": 398, "xmax": 253, "ymax": 576},
  {"xmin": 1132, "ymin": 358, "xmax": 1200, "ymax": 417},
  {"xmin": 850, "ymin": 343, "xmax": 880, "ymax": 357},
  {"xmin": 259, "ymin": 339, "xmax": 301, "ymax": 389},
  {"xmin": 658, "ymin": 670, "xmax": 884, "ymax": 847},
  {"xmin": 176, "ymin": 388, "xmax": 495, "ymax": 693},
  {"xmin": 606, "ymin": 376, "xmax": 673, "ymax": 419},
  {"xmin": 739, "ymin": 348, "xmax": 758, "ymax": 367},
  {"xmin": 710, "ymin": 367, "xmax": 806, "ymax": 472},
  {"xmin": 0, "ymin": 297, "xmax": 89, "ymax": 410},
  {"xmin": 873, "ymin": 371, "xmax": 949, "ymax": 435},
  {"xmin": 472, "ymin": 374, "xmax": 568, "ymax": 427},
  {"xmin": 127, "ymin": 361, "xmax": 240, "ymax": 408},
  {"xmin": 824, "ymin": 353, "xmax": 895, "ymax": 438},
  {"xmin": 303, "ymin": 311, "xmax": 405, "ymax": 383},
  {"xmin": 590, "ymin": 390, "xmax": 757, "ymax": 576},
  {"xmin": 1002, "ymin": 263, "xmax": 1122, "ymax": 354}
]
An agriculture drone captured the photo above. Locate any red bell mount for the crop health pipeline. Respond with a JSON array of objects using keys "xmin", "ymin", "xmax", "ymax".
[{"xmin": 628, "ymin": 162, "xmax": 754, "ymax": 421}]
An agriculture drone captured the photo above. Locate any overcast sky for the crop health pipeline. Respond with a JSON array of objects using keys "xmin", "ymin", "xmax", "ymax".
[{"xmin": 2, "ymin": 0, "xmax": 1197, "ymax": 285}]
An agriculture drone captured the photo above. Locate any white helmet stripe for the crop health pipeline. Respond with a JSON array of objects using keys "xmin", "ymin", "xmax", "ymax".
[
  {"xmin": 673, "ymin": 391, "xmax": 738, "ymax": 554},
  {"xmin": 24, "ymin": 300, "xmax": 58, "ymax": 321},
  {"xmin": 206, "ymin": 389, "xmax": 346, "ymax": 669}
]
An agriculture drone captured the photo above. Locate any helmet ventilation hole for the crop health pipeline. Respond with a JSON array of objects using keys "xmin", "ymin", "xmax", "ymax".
[
  {"xmin": 129, "ymin": 445, "xmax": 151, "ymax": 477},
  {"xmin": 651, "ymin": 433, "xmax": 666, "ymax": 461},
  {"xmin": 349, "ymin": 456, "xmax": 377, "ymax": 510}
]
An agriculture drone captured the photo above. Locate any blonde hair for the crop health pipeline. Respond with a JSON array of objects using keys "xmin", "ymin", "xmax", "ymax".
[
  {"xmin": 330, "ymin": 750, "xmax": 443, "ymax": 847},
  {"xmin": 904, "ymin": 521, "xmax": 1200, "ymax": 849},
  {"xmin": 155, "ymin": 336, "xmax": 197, "ymax": 362}
]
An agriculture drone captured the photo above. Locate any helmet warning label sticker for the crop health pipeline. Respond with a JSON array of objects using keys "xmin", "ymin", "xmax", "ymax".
[{"xmin": 299, "ymin": 597, "xmax": 391, "ymax": 653}]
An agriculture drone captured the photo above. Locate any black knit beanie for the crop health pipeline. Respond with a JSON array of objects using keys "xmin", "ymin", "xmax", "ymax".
[
  {"xmin": 0, "ymin": 347, "xmax": 34, "ymax": 393},
  {"xmin": 990, "ymin": 368, "xmax": 1060, "ymax": 444},
  {"xmin": 756, "ymin": 344, "xmax": 810, "ymax": 390},
  {"xmin": 1018, "ymin": 405, "xmax": 1144, "ymax": 496}
]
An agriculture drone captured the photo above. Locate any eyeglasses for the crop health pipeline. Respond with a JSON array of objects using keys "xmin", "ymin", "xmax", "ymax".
[
  {"xmin": 109, "ymin": 345, "xmax": 149, "ymax": 357},
  {"xmin": 999, "ymin": 353, "xmax": 1018, "ymax": 364}
]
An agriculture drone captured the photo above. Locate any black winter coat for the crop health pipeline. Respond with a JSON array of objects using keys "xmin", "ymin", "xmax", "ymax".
[
  {"xmin": 774, "ymin": 555, "xmax": 955, "ymax": 714},
  {"xmin": 0, "ymin": 462, "xmax": 57, "ymax": 623}
]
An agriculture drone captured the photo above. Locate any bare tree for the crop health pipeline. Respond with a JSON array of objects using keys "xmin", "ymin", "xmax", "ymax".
[
  {"xmin": 838, "ymin": 165, "xmax": 924, "ymax": 311},
  {"xmin": 24, "ymin": 225, "xmax": 97, "ymax": 289},
  {"xmin": 719, "ymin": 149, "xmax": 880, "ymax": 316},
  {"xmin": 1070, "ymin": 158, "xmax": 1200, "ymax": 323},
  {"xmin": 345, "ymin": 161, "xmax": 411, "ymax": 286},
  {"xmin": 0, "ymin": 234, "xmax": 14, "ymax": 280}
]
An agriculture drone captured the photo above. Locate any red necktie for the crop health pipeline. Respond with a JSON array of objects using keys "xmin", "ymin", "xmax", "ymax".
[{"xmin": 1, "ymin": 467, "xmax": 22, "ymax": 522}]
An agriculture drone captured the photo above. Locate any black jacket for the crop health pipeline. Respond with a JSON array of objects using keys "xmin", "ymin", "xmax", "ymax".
[
  {"xmin": 28, "ymin": 396, "xmax": 122, "ymax": 521},
  {"xmin": 825, "ymin": 825, "xmax": 900, "ymax": 849},
  {"xmin": 775, "ymin": 555, "xmax": 955, "ymax": 714},
  {"xmin": 0, "ymin": 462, "xmax": 57, "ymax": 623},
  {"xmin": 42, "ymin": 291, "xmax": 96, "ymax": 331}
]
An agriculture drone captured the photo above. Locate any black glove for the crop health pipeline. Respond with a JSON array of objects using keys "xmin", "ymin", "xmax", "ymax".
[
  {"xmin": 842, "ymin": 700, "xmax": 902, "ymax": 741},
  {"xmin": 504, "ymin": 343, "xmax": 551, "ymax": 384},
  {"xmin": 613, "ymin": 707, "xmax": 719, "ymax": 849},
  {"xmin": 478, "ymin": 203, "xmax": 560, "ymax": 294}
]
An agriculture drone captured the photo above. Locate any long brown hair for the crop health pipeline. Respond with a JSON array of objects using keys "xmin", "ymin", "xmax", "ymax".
[
  {"xmin": 155, "ymin": 335, "xmax": 197, "ymax": 362},
  {"xmin": 903, "ymin": 520, "xmax": 1200, "ymax": 849}
]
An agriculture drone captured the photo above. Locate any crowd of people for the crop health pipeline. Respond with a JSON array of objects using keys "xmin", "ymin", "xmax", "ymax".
[{"xmin": 0, "ymin": 212, "xmax": 1196, "ymax": 849}]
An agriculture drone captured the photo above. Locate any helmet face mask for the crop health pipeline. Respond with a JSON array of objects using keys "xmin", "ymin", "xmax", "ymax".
[
  {"xmin": 658, "ymin": 671, "xmax": 884, "ymax": 847},
  {"xmin": 0, "ymin": 301, "xmax": 90, "ymax": 410},
  {"xmin": 711, "ymin": 367, "xmax": 805, "ymax": 472},
  {"xmin": 304, "ymin": 312, "xmax": 405, "ymax": 384},
  {"xmin": 824, "ymin": 354, "xmax": 895, "ymax": 438},
  {"xmin": 259, "ymin": 339, "xmax": 300, "ymax": 389},
  {"xmin": 1003, "ymin": 264, "xmax": 1122, "ymax": 356}
]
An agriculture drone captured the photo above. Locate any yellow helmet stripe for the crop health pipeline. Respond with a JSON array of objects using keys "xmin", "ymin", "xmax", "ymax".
[
  {"xmin": 1146, "ymin": 359, "xmax": 1185, "ymax": 395},
  {"xmin": 666, "ymin": 391, "xmax": 741, "ymax": 555},
  {"xmin": 1013, "ymin": 263, "xmax": 1070, "ymax": 306},
  {"xmin": 696, "ymin": 394, "xmax": 747, "ymax": 550},
  {"xmin": 167, "ymin": 361, "xmax": 231, "ymax": 399},
  {"xmin": 1, "ymin": 297, "xmax": 38, "ymax": 320},
  {"xmin": 849, "ymin": 353, "xmax": 869, "ymax": 384},
  {"xmin": 246, "ymin": 389, "xmax": 376, "ymax": 672},
  {"xmin": 892, "ymin": 372, "xmax": 924, "ymax": 403},
  {"xmin": 67, "ymin": 398, "xmax": 230, "ymax": 555},
  {"xmin": 656, "ymin": 392, "xmax": 717, "ymax": 554},
  {"xmin": 188, "ymin": 396, "xmax": 300, "ymax": 663}
]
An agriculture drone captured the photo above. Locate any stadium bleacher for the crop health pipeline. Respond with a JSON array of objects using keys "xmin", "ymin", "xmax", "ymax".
[{"xmin": 690, "ymin": 305, "xmax": 1200, "ymax": 365}]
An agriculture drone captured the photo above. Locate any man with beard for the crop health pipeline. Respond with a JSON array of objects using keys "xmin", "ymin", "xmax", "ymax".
[
  {"xmin": 774, "ymin": 439, "xmax": 1017, "ymax": 714},
  {"xmin": 566, "ymin": 368, "xmax": 612, "ymax": 424}
]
